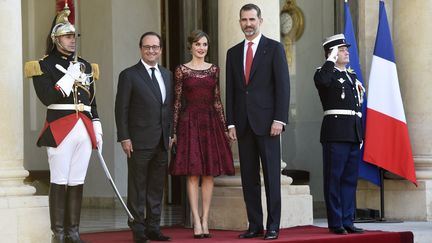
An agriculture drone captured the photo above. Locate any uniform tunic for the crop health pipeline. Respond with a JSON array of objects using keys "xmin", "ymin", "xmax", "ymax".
[
  {"xmin": 314, "ymin": 61, "xmax": 363, "ymax": 143},
  {"xmin": 32, "ymin": 49, "xmax": 98, "ymax": 148}
]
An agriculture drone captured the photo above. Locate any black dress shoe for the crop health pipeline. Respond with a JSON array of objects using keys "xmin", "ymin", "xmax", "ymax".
[
  {"xmin": 134, "ymin": 240, "xmax": 150, "ymax": 243},
  {"xmin": 146, "ymin": 231, "xmax": 171, "ymax": 241},
  {"xmin": 239, "ymin": 229, "xmax": 264, "ymax": 239},
  {"xmin": 193, "ymin": 233, "xmax": 204, "ymax": 239},
  {"xmin": 329, "ymin": 227, "xmax": 348, "ymax": 235},
  {"xmin": 132, "ymin": 233, "xmax": 150, "ymax": 243},
  {"xmin": 264, "ymin": 230, "xmax": 279, "ymax": 240},
  {"xmin": 133, "ymin": 237, "xmax": 150, "ymax": 243},
  {"xmin": 344, "ymin": 225, "xmax": 364, "ymax": 233}
]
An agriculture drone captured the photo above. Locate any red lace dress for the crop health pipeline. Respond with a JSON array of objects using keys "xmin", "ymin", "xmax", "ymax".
[{"xmin": 169, "ymin": 64, "xmax": 235, "ymax": 176}]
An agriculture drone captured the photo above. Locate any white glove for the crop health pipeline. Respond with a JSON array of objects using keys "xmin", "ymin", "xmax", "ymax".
[
  {"xmin": 68, "ymin": 62, "xmax": 83, "ymax": 79},
  {"xmin": 93, "ymin": 120, "xmax": 103, "ymax": 152},
  {"xmin": 55, "ymin": 62, "xmax": 83, "ymax": 97},
  {"xmin": 327, "ymin": 46, "xmax": 339, "ymax": 63}
]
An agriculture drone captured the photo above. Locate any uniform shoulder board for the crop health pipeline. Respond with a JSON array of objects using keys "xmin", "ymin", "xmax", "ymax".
[
  {"xmin": 316, "ymin": 66, "xmax": 322, "ymax": 70},
  {"xmin": 24, "ymin": 60, "xmax": 43, "ymax": 78},
  {"xmin": 91, "ymin": 63, "xmax": 100, "ymax": 80}
]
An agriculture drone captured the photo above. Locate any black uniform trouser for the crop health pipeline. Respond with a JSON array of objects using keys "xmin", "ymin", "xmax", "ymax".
[
  {"xmin": 127, "ymin": 138, "xmax": 168, "ymax": 239},
  {"xmin": 238, "ymin": 123, "xmax": 281, "ymax": 232}
]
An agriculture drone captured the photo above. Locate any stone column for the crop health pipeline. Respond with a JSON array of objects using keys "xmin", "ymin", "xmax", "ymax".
[
  {"xmin": 0, "ymin": 1, "xmax": 50, "ymax": 242},
  {"xmin": 391, "ymin": 0, "xmax": 432, "ymax": 221},
  {"xmin": 209, "ymin": 0, "xmax": 312, "ymax": 230}
]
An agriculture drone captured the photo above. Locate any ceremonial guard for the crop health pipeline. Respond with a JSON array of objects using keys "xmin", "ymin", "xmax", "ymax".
[
  {"xmin": 24, "ymin": 3, "xmax": 102, "ymax": 243},
  {"xmin": 313, "ymin": 34, "xmax": 365, "ymax": 235}
]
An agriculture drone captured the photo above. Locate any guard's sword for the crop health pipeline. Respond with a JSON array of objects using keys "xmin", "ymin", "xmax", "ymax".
[
  {"xmin": 73, "ymin": 0, "xmax": 80, "ymax": 63},
  {"xmin": 96, "ymin": 149, "xmax": 135, "ymax": 222}
]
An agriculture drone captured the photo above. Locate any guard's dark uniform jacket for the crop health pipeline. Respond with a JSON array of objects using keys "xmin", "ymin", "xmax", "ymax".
[
  {"xmin": 314, "ymin": 60, "xmax": 363, "ymax": 143},
  {"xmin": 25, "ymin": 49, "xmax": 99, "ymax": 148}
]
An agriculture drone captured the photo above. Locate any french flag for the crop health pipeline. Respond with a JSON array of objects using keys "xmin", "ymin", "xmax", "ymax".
[{"xmin": 363, "ymin": 0, "xmax": 417, "ymax": 185}]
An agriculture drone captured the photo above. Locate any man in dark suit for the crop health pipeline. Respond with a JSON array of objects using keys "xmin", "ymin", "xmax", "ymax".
[
  {"xmin": 314, "ymin": 34, "xmax": 365, "ymax": 235},
  {"xmin": 115, "ymin": 32, "xmax": 173, "ymax": 243},
  {"xmin": 225, "ymin": 3, "xmax": 290, "ymax": 241}
]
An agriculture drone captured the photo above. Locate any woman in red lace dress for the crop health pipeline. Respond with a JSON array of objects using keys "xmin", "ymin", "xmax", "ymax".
[{"xmin": 170, "ymin": 30, "xmax": 234, "ymax": 238}]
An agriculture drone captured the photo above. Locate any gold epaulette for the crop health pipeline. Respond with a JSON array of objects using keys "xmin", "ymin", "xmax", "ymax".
[
  {"xmin": 24, "ymin": 60, "xmax": 43, "ymax": 78},
  {"xmin": 91, "ymin": 63, "xmax": 100, "ymax": 80}
]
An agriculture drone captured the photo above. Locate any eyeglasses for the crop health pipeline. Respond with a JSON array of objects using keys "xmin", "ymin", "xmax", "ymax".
[{"xmin": 142, "ymin": 45, "xmax": 161, "ymax": 51}]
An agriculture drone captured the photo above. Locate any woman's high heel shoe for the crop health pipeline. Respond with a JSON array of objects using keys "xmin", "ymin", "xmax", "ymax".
[
  {"xmin": 202, "ymin": 222, "xmax": 211, "ymax": 238},
  {"xmin": 193, "ymin": 224, "xmax": 204, "ymax": 239}
]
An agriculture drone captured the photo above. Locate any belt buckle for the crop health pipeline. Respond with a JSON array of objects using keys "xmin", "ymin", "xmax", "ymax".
[{"xmin": 76, "ymin": 103, "xmax": 84, "ymax": 112}]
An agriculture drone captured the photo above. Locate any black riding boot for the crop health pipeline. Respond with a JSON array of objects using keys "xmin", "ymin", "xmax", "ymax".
[
  {"xmin": 65, "ymin": 185, "xmax": 87, "ymax": 243},
  {"xmin": 49, "ymin": 183, "xmax": 66, "ymax": 243}
]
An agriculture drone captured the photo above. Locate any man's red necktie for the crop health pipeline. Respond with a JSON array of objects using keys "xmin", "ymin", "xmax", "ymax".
[{"xmin": 245, "ymin": 42, "xmax": 254, "ymax": 85}]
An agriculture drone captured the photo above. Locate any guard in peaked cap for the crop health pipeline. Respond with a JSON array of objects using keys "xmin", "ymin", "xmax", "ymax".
[
  {"xmin": 322, "ymin": 33, "xmax": 351, "ymax": 58},
  {"xmin": 313, "ymin": 33, "xmax": 365, "ymax": 235},
  {"xmin": 24, "ymin": 2, "xmax": 101, "ymax": 242}
]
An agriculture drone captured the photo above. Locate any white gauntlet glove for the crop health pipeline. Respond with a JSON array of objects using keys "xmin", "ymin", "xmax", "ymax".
[
  {"xmin": 55, "ymin": 62, "xmax": 83, "ymax": 97},
  {"xmin": 327, "ymin": 47, "xmax": 339, "ymax": 63},
  {"xmin": 92, "ymin": 120, "xmax": 103, "ymax": 152}
]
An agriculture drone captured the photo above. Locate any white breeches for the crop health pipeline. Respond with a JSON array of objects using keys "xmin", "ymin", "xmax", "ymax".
[{"xmin": 47, "ymin": 118, "xmax": 92, "ymax": 185}]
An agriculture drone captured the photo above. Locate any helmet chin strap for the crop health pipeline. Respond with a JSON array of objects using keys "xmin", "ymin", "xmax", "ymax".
[{"xmin": 55, "ymin": 38, "xmax": 74, "ymax": 56}]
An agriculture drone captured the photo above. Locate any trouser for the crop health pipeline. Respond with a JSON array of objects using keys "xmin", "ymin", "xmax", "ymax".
[
  {"xmin": 127, "ymin": 137, "xmax": 168, "ymax": 240},
  {"xmin": 322, "ymin": 142, "xmax": 360, "ymax": 228},
  {"xmin": 237, "ymin": 124, "xmax": 281, "ymax": 232},
  {"xmin": 47, "ymin": 119, "xmax": 92, "ymax": 185},
  {"xmin": 47, "ymin": 119, "xmax": 92, "ymax": 243}
]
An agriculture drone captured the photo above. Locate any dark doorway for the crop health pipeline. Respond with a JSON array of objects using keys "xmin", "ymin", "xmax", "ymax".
[{"xmin": 164, "ymin": 0, "xmax": 218, "ymax": 70}]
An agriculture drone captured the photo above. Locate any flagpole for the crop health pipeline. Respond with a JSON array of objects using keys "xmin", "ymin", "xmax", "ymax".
[
  {"xmin": 375, "ymin": 169, "xmax": 403, "ymax": 223},
  {"xmin": 379, "ymin": 169, "xmax": 385, "ymax": 220}
]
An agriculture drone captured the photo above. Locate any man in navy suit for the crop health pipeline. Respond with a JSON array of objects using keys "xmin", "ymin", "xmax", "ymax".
[
  {"xmin": 115, "ymin": 32, "xmax": 173, "ymax": 243},
  {"xmin": 225, "ymin": 3, "xmax": 290, "ymax": 240}
]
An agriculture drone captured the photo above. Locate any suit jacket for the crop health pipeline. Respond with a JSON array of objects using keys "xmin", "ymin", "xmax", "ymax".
[
  {"xmin": 314, "ymin": 60, "xmax": 363, "ymax": 143},
  {"xmin": 115, "ymin": 61, "xmax": 173, "ymax": 150},
  {"xmin": 225, "ymin": 35, "xmax": 290, "ymax": 137}
]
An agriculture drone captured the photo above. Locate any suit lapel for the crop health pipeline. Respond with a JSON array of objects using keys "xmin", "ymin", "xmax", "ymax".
[
  {"xmin": 234, "ymin": 41, "xmax": 246, "ymax": 87},
  {"xmin": 135, "ymin": 62, "xmax": 162, "ymax": 103},
  {"xmin": 249, "ymin": 36, "xmax": 267, "ymax": 83}
]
